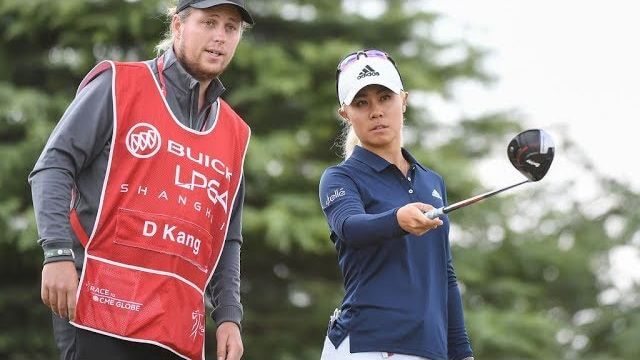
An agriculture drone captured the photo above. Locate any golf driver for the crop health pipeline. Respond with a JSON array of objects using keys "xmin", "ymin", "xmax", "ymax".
[{"xmin": 424, "ymin": 129, "xmax": 555, "ymax": 219}]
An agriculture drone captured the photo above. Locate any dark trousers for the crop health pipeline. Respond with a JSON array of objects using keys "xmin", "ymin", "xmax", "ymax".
[{"xmin": 52, "ymin": 313, "xmax": 182, "ymax": 360}]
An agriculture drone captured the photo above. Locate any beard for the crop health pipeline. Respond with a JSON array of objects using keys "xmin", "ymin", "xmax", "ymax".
[{"xmin": 176, "ymin": 40, "xmax": 224, "ymax": 82}]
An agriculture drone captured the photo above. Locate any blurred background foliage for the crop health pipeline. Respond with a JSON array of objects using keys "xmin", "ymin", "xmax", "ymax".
[{"xmin": 1, "ymin": 0, "xmax": 638, "ymax": 359}]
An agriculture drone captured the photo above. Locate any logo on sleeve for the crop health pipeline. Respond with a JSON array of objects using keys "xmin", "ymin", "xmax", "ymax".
[{"xmin": 325, "ymin": 188, "xmax": 346, "ymax": 207}]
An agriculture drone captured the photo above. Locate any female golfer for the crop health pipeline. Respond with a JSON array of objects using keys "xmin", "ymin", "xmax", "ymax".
[{"xmin": 319, "ymin": 49, "xmax": 474, "ymax": 360}]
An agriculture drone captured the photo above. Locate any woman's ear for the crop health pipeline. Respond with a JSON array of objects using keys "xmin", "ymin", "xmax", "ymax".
[
  {"xmin": 402, "ymin": 91, "xmax": 409, "ymax": 113},
  {"xmin": 338, "ymin": 106, "xmax": 349, "ymax": 122}
]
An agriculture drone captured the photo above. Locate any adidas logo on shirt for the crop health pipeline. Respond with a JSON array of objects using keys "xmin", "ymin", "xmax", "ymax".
[
  {"xmin": 357, "ymin": 65, "xmax": 380, "ymax": 80},
  {"xmin": 432, "ymin": 189, "xmax": 442, "ymax": 200}
]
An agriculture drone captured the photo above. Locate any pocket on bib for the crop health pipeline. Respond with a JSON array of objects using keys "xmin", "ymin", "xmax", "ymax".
[{"xmin": 113, "ymin": 208, "xmax": 214, "ymax": 273}]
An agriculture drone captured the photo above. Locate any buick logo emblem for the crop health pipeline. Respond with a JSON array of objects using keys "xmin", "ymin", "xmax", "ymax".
[{"xmin": 126, "ymin": 123, "xmax": 161, "ymax": 159}]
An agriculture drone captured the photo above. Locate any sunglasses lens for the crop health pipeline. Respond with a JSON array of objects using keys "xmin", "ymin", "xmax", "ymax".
[
  {"xmin": 338, "ymin": 53, "xmax": 358, "ymax": 72},
  {"xmin": 337, "ymin": 50, "xmax": 391, "ymax": 72},
  {"xmin": 365, "ymin": 50, "xmax": 387, "ymax": 58}
]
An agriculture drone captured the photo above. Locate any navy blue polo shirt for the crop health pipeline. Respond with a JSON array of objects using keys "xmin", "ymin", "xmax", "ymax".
[{"xmin": 319, "ymin": 146, "xmax": 473, "ymax": 360}]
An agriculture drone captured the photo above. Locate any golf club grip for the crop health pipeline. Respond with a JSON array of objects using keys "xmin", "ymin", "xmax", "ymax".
[{"xmin": 424, "ymin": 207, "xmax": 444, "ymax": 219}]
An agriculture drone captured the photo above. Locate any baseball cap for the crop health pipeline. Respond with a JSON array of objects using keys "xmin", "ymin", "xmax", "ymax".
[
  {"xmin": 177, "ymin": 0, "xmax": 255, "ymax": 24},
  {"xmin": 337, "ymin": 51, "xmax": 404, "ymax": 106}
]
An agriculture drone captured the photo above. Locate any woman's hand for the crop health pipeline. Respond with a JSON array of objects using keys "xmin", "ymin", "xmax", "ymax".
[{"xmin": 397, "ymin": 203, "xmax": 443, "ymax": 236}]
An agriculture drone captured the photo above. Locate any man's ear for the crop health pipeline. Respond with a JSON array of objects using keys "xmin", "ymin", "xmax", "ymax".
[{"xmin": 171, "ymin": 14, "xmax": 182, "ymax": 40}]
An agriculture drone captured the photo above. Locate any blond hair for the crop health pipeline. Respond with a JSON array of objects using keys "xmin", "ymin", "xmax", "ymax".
[
  {"xmin": 155, "ymin": 5, "xmax": 191, "ymax": 55},
  {"xmin": 341, "ymin": 126, "xmax": 361, "ymax": 159}
]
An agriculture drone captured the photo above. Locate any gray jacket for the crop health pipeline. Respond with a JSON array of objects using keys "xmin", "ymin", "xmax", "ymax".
[{"xmin": 29, "ymin": 48, "xmax": 244, "ymax": 327}]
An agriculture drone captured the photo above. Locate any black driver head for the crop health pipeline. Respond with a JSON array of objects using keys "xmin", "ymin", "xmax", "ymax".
[{"xmin": 507, "ymin": 129, "xmax": 555, "ymax": 181}]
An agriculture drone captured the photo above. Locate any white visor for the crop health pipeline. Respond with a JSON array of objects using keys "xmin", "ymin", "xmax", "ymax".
[{"xmin": 337, "ymin": 56, "xmax": 404, "ymax": 105}]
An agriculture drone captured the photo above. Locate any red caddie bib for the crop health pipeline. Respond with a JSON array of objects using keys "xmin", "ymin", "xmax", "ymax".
[{"xmin": 70, "ymin": 60, "xmax": 250, "ymax": 360}]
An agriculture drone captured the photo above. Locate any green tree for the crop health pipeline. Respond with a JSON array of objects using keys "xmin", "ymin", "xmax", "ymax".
[{"xmin": 1, "ymin": 1, "xmax": 638, "ymax": 359}]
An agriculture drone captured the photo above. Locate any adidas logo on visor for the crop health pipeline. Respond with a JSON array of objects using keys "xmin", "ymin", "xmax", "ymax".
[{"xmin": 357, "ymin": 65, "xmax": 380, "ymax": 80}]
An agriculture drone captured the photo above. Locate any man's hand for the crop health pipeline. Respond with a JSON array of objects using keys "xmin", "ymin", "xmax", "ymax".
[
  {"xmin": 216, "ymin": 321, "xmax": 243, "ymax": 360},
  {"xmin": 41, "ymin": 261, "xmax": 79, "ymax": 321},
  {"xmin": 397, "ymin": 202, "xmax": 443, "ymax": 236}
]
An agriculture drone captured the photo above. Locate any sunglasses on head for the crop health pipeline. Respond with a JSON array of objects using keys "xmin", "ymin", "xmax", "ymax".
[{"xmin": 336, "ymin": 49, "xmax": 396, "ymax": 73}]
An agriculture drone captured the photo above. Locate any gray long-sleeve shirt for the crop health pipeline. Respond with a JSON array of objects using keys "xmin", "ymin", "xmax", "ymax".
[{"xmin": 29, "ymin": 47, "xmax": 244, "ymax": 327}]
